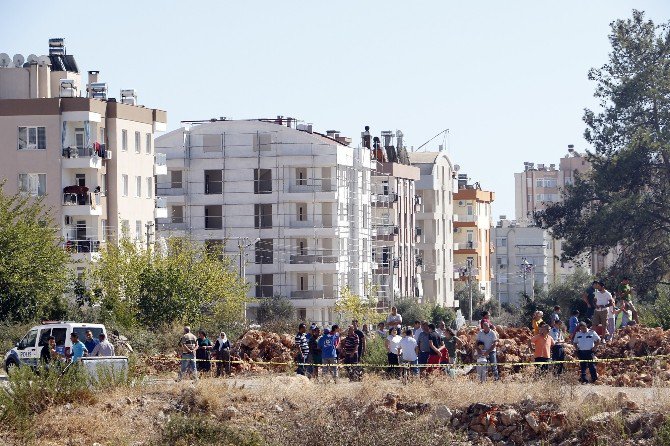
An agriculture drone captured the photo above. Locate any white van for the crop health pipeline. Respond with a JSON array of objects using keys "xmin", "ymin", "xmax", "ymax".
[{"xmin": 4, "ymin": 321, "xmax": 108, "ymax": 372}]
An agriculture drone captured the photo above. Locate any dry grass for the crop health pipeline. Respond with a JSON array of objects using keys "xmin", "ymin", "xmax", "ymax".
[{"xmin": 3, "ymin": 372, "xmax": 670, "ymax": 445}]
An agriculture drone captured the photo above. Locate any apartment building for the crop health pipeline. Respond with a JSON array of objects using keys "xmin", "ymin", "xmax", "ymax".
[
  {"xmin": 408, "ymin": 151, "xmax": 455, "ymax": 307},
  {"xmin": 154, "ymin": 118, "xmax": 372, "ymax": 324},
  {"xmin": 493, "ymin": 218, "xmax": 552, "ymax": 305},
  {"xmin": 0, "ymin": 39, "xmax": 167, "ymax": 272},
  {"xmin": 453, "ymin": 175, "xmax": 495, "ymax": 301},
  {"xmin": 366, "ymin": 129, "xmax": 420, "ymax": 306},
  {"xmin": 513, "ymin": 151, "xmax": 613, "ymax": 277}
]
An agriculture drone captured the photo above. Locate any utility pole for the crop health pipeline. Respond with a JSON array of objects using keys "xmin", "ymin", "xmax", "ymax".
[
  {"xmin": 467, "ymin": 258, "xmax": 474, "ymax": 323},
  {"xmin": 145, "ymin": 221, "xmax": 155, "ymax": 260}
]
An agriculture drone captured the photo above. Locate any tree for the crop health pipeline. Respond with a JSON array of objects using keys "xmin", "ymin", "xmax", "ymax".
[
  {"xmin": 334, "ymin": 286, "xmax": 378, "ymax": 325},
  {"xmin": 257, "ymin": 294, "xmax": 295, "ymax": 324},
  {"xmin": 538, "ymin": 11, "xmax": 670, "ymax": 295},
  {"xmin": 455, "ymin": 281, "xmax": 486, "ymax": 322},
  {"xmin": 0, "ymin": 184, "xmax": 71, "ymax": 322},
  {"xmin": 88, "ymin": 237, "xmax": 248, "ymax": 329},
  {"xmin": 394, "ymin": 298, "xmax": 431, "ymax": 326}
]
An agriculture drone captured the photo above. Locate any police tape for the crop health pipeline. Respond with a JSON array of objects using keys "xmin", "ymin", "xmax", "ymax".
[{"xmin": 146, "ymin": 352, "xmax": 670, "ymax": 370}]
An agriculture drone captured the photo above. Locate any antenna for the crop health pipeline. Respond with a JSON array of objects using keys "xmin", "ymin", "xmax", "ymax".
[
  {"xmin": 12, "ymin": 54, "xmax": 25, "ymax": 68},
  {"xmin": 0, "ymin": 53, "xmax": 10, "ymax": 68},
  {"xmin": 27, "ymin": 54, "xmax": 38, "ymax": 65}
]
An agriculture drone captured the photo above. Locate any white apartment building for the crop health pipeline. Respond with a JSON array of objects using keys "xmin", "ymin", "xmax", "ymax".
[
  {"xmin": 493, "ymin": 218, "xmax": 552, "ymax": 305},
  {"xmin": 367, "ymin": 129, "xmax": 420, "ymax": 307},
  {"xmin": 155, "ymin": 118, "xmax": 372, "ymax": 324},
  {"xmin": 0, "ymin": 39, "xmax": 167, "ymax": 274},
  {"xmin": 408, "ymin": 151, "xmax": 455, "ymax": 307}
]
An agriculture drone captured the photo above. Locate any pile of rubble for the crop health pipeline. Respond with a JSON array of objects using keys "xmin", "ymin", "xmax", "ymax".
[{"xmin": 230, "ymin": 330, "xmax": 295, "ymax": 372}]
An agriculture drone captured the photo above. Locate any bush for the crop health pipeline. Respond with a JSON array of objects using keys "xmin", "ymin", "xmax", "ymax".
[
  {"xmin": 640, "ymin": 285, "xmax": 670, "ymax": 330},
  {"xmin": 430, "ymin": 305, "xmax": 456, "ymax": 327},
  {"xmin": 0, "ymin": 363, "xmax": 95, "ymax": 434},
  {"xmin": 362, "ymin": 335, "xmax": 388, "ymax": 368},
  {"xmin": 394, "ymin": 298, "xmax": 431, "ymax": 325},
  {"xmin": 155, "ymin": 415, "xmax": 263, "ymax": 446},
  {"xmin": 0, "ymin": 321, "xmax": 33, "ymax": 355}
]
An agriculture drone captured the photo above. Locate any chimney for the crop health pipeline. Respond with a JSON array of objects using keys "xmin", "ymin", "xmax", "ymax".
[
  {"xmin": 361, "ymin": 125, "xmax": 371, "ymax": 149},
  {"xmin": 381, "ymin": 130, "xmax": 393, "ymax": 149},
  {"xmin": 88, "ymin": 70, "xmax": 99, "ymax": 85}
]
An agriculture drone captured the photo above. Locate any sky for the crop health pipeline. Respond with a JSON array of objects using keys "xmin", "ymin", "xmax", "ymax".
[{"xmin": 2, "ymin": 1, "xmax": 668, "ymax": 217}]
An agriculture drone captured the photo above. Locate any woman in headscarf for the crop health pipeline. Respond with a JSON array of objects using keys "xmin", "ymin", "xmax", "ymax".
[{"xmin": 213, "ymin": 331, "xmax": 231, "ymax": 377}]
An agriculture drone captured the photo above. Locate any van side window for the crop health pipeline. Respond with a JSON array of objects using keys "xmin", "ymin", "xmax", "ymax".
[
  {"xmin": 20, "ymin": 329, "xmax": 38, "ymax": 349},
  {"xmin": 51, "ymin": 328, "xmax": 67, "ymax": 346},
  {"xmin": 38, "ymin": 328, "xmax": 52, "ymax": 346}
]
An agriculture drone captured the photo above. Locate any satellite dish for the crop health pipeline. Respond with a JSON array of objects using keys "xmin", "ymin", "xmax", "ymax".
[
  {"xmin": 454, "ymin": 164, "xmax": 461, "ymax": 172},
  {"xmin": 12, "ymin": 54, "xmax": 24, "ymax": 68},
  {"xmin": 38, "ymin": 55, "xmax": 51, "ymax": 66},
  {"xmin": 0, "ymin": 53, "xmax": 10, "ymax": 68},
  {"xmin": 27, "ymin": 54, "xmax": 38, "ymax": 65}
]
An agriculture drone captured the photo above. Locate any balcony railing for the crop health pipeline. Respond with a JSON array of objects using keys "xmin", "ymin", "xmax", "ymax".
[
  {"xmin": 290, "ymin": 287, "xmax": 337, "ymax": 299},
  {"xmin": 456, "ymin": 215, "xmax": 478, "ymax": 223},
  {"xmin": 288, "ymin": 182, "xmax": 336, "ymax": 193},
  {"xmin": 373, "ymin": 193, "xmax": 398, "ymax": 204},
  {"xmin": 62, "ymin": 144, "xmax": 107, "ymax": 159},
  {"xmin": 454, "ymin": 241, "xmax": 479, "ymax": 250},
  {"xmin": 374, "ymin": 225, "xmax": 399, "ymax": 237},
  {"xmin": 289, "ymin": 254, "xmax": 338, "ymax": 264},
  {"xmin": 63, "ymin": 191, "xmax": 100, "ymax": 207},
  {"xmin": 64, "ymin": 238, "xmax": 101, "ymax": 253}
]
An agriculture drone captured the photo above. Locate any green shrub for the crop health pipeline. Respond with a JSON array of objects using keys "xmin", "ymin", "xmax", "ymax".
[
  {"xmin": 0, "ymin": 321, "xmax": 33, "ymax": 355},
  {"xmin": 155, "ymin": 415, "xmax": 263, "ymax": 446},
  {"xmin": 362, "ymin": 335, "xmax": 388, "ymax": 368}
]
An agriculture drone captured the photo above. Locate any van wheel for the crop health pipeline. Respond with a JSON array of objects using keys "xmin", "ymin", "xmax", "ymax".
[{"xmin": 4, "ymin": 359, "xmax": 18, "ymax": 374}]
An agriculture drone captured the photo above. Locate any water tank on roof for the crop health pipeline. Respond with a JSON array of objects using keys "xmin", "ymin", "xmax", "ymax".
[
  {"xmin": 120, "ymin": 89, "xmax": 137, "ymax": 106},
  {"xmin": 59, "ymin": 79, "xmax": 77, "ymax": 98}
]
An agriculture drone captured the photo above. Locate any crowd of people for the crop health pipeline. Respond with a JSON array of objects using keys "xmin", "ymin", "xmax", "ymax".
[
  {"xmin": 173, "ymin": 278, "xmax": 639, "ymax": 385},
  {"xmin": 39, "ymin": 330, "xmax": 116, "ymax": 373}
]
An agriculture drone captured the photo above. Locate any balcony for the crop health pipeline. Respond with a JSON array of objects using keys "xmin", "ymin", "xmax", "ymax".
[
  {"xmin": 454, "ymin": 241, "xmax": 479, "ymax": 251},
  {"xmin": 373, "ymin": 225, "xmax": 399, "ymax": 242},
  {"xmin": 372, "ymin": 193, "xmax": 398, "ymax": 206},
  {"xmin": 62, "ymin": 145, "xmax": 107, "ymax": 170},
  {"xmin": 154, "ymin": 153, "xmax": 167, "ymax": 176},
  {"xmin": 62, "ymin": 189, "xmax": 102, "ymax": 216},
  {"xmin": 288, "ymin": 182, "xmax": 336, "ymax": 193},
  {"xmin": 289, "ymin": 254, "xmax": 338, "ymax": 264},
  {"xmin": 455, "ymin": 214, "xmax": 478, "ymax": 223},
  {"xmin": 290, "ymin": 287, "xmax": 337, "ymax": 299},
  {"xmin": 154, "ymin": 197, "xmax": 168, "ymax": 219},
  {"xmin": 63, "ymin": 237, "xmax": 102, "ymax": 262}
]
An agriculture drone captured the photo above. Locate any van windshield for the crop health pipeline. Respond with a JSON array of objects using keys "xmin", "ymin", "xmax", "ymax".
[{"xmin": 72, "ymin": 327, "xmax": 104, "ymax": 342}]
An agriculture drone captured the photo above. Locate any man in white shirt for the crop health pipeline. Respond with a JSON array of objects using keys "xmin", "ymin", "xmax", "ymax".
[
  {"xmin": 592, "ymin": 281, "xmax": 614, "ymax": 337},
  {"xmin": 399, "ymin": 329, "xmax": 419, "ymax": 376},
  {"xmin": 387, "ymin": 306, "xmax": 402, "ymax": 331},
  {"xmin": 412, "ymin": 320, "xmax": 423, "ymax": 340},
  {"xmin": 91, "ymin": 333, "xmax": 115, "ymax": 357},
  {"xmin": 573, "ymin": 321, "xmax": 601, "ymax": 383},
  {"xmin": 475, "ymin": 323, "xmax": 499, "ymax": 380}
]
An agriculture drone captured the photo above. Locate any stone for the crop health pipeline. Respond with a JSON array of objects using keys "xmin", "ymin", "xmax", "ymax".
[
  {"xmin": 487, "ymin": 424, "xmax": 498, "ymax": 436},
  {"xmin": 222, "ymin": 406, "xmax": 240, "ymax": 419},
  {"xmin": 501, "ymin": 426, "xmax": 516, "ymax": 436},
  {"xmin": 435, "ymin": 405, "xmax": 453, "ymax": 422},
  {"xmin": 587, "ymin": 410, "xmax": 621, "ymax": 425},
  {"xmin": 525, "ymin": 412, "xmax": 540, "ymax": 433},
  {"xmin": 125, "ymin": 397, "xmax": 133, "ymax": 405},
  {"xmin": 64, "ymin": 403, "xmax": 73, "ymax": 410},
  {"xmin": 490, "ymin": 432, "xmax": 503, "ymax": 442},
  {"xmin": 274, "ymin": 404, "xmax": 284, "ymax": 413},
  {"xmin": 625, "ymin": 400, "xmax": 640, "ymax": 410},
  {"xmin": 499, "ymin": 408, "xmax": 520, "ymax": 426},
  {"xmin": 550, "ymin": 411, "xmax": 568, "ymax": 428},
  {"xmin": 470, "ymin": 424, "xmax": 486, "ymax": 434}
]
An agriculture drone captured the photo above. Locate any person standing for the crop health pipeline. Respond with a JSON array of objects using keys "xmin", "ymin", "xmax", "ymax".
[
  {"xmin": 196, "ymin": 330, "xmax": 213, "ymax": 374},
  {"xmin": 550, "ymin": 306, "xmax": 561, "ymax": 325},
  {"xmin": 399, "ymin": 329, "xmax": 419, "ymax": 376},
  {"xmin": 307, "ymin": 326, "xmax": 322, "ymax": 379},
  {"xmin": 550, "ymin": 320, "xmax": 566, "ymax": 375},
  {"xmin": 568, "ymin": 310, "xmax": 580, "ymax": 339},
  {"xmin": 474, "ymin": 341, "xmax": 488, "ymax": 383},
  {"xmin": 582, "ymin": 281, "xmax": 598, "ymax": 319},
  {"xmin": 213, "ymin": 331, "xmax": 231, "ymax": 377},
  {"xmin": 417, "ymin": 321, "xmax": 432, "ymax": 370},
  {"xmin": 294, "ymin": 323, "xmax": 310, "ymax": 376},
  {"xmin": 443, "ymin": 329, "xmax": 464, "ymax": 365},
  {"xmin": 479, "ymin": 311, "xmax": 494, "ymax": 330},
  {"xmin": 531, "ymin": 311, "xmax": 544, "ymax": 335},
  {"xmin": 69, "ymin": 332, "xmax": 88, "ymax": 363},
  {"xmin": 40, "ymin": 335, "xmax": 58, "ymax": 365},
  {"xmin": 385, "ymin": 327, "xmax": 403, "ymax": 376},
  {"xmin": 529, "ymin": 323, "xmax": 554, "ymax": 374},
  {"xmin": 318, "ymin": 327, "xmax": 338, "ymax": 382},
  {"xmin": 412, "ymin": 320, "xmax": 423, "ymax": 341},
  {"xmin": 341, "ymin": 325, "xmax": 361, "ymax": 381},
  {"xmin": 178, "ymin": 326, "xmax": 198, "ymax": 381},
  {"xmin": 618, "ymin": 277, "xmax": 638, "ymax": 324},
  {"xmin": 475, "ymin": 323, "xmax": 499, "ymax": 380},
  {"xmin": 83, "ymin": 330, "xmax": 99, "ymax": 355},
  {"xmin": 427, "ymin": 324, "xmax": 447, "ymax": 373},
  {"xmin": 573, "ymin": 321, "xmax": 601, "ymax": 383},
  {"xmin": 376, "ymin": 322, "xmax": 387, "ymax": 338},
  {"xmin": 592, "ymin": 281, "xmax": 614, "ymax": 338},
  {"xmin": 352, "ymin": 320, "xmax": 366, "ymax": 380},
  {"xmin": 386, "ymin": 306, "xmax": 403, "ymax": 331},
  {"xmin": 91, "ymin": 333, "xmax": 115, "ymax": 357}
]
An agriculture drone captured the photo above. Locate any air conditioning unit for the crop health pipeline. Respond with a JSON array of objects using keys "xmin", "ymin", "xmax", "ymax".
[
  {"xmin": 105, "ymin": 150, "xmax": 113, "ymax": 160},
  {"xmin": 458, "ymin": 200, "xmax": 465, "ymax": 206},
  {"xmin": 64, "ymin": 216, "xmax": 72, "ymax": 225}
]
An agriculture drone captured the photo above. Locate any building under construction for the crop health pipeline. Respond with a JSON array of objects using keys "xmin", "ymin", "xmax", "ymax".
[{"xmin": 154, "ymin": 117, "xmax": 372, "ymax": 325}]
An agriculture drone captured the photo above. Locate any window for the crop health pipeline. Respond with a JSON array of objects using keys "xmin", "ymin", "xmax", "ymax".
[
  {"xmin": 497, "ymin": 238, "xmax": 507, "ymax": 247},
  {"xmin": 135, "ymin": 131, "xmax": 141, "ymax": 153},
  {"xmin": 121, "ymin": 219, "xmax": 130, "ymax": 236},
  {"xmin": 18, "ymin": 173, "xmax": 46, "ymax": 196},
  {"xmin": 296, "ymin": 168, "xmax": 307, "ymax": 186},
  {"xmin": 297, "ymin": 203, "xmax": 307, "ymax": 221},
  {"xmin": 255, "ymin": 274, "xmax": 273, "ymax": 297},
  {"xmin": 171, "ymin": 170, "xmax": 183, "ymax": 188},
  {"xmin": 298, "ymin": 273, "xmax": 308, "ymax": 291},
  {"xmin": 101, "ymin": 220, "xmax": 108, "ymax": 242},
  {"xmin": 135, "ymin": 176, "xmax": 142, "ymax": 197},
  {"xmin": 135, "ymin": 220, "xmax": 142, "ymax": 240},
  {"xmin": 255, "ymin": 239, "xmax": 273, "ymax": 264},
  {"xmin": 171, "ymin": 205, "xmax": 184, "ymax": 223},
  {"xmin": 18, "ymin": 126, "xmax": 46, "ymax": 150},
  {"xmin": 204, "ymin": 170, "xmax": 222, "ymax": 194},
  {"xmin": 363, "ymin": 204, "xmax": 368, "ymax": 229},
  {"xmin": 254, "ymin": 168, "xmax": 272, "ymax": 194},
  {"xmin": 122, "ymin": 175, "xmax": 128, "ymax": 196},
  {"xmin": 297, "ymin": 238, "xmax": 308, "ymax": 255},
  {"xmin": 146, "ymin": 177, "xmax": 153, "ymax": 198},
  {"xmin": 254, "ymin": 204, "xmax": 272, "ymax": 228},
  {"xmin": 122, "ymin": 130, "xmax": 128, "ymax": 151},
  {"xmin": 145, "ymin": 133, "xmax": 152, "ymax": 154},
  {"xmin": 205, "ymin": 205, "xmax": 223, "ymax": 230},
  {"xmin": 75, "ymin": 128, "xmax": 84, "ymax": 149}
]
